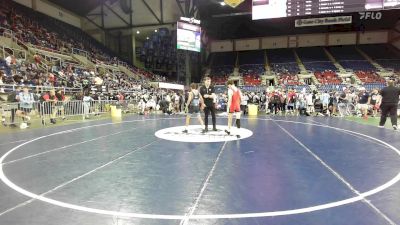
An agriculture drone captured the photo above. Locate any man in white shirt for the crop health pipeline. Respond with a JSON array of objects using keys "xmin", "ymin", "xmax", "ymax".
[{"xmin": 240, "ymin": 92, "xmax": 249, "ymax": 115}]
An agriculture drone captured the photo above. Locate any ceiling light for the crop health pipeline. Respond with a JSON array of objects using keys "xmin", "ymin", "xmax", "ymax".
[
  {"xmin": 155, "ymin": 29, "xmax": 158, "ymax": 32},
  {"xmin": 146, "ymin": 37, "xmax": 149, "ymax": 40},
  {"xmin": 220, "ymin": 1, "xmax": 226, "ymax": 6},
  {"xmin": 136, "ymin": 30, "xmax": 140, "ymax": 34}
]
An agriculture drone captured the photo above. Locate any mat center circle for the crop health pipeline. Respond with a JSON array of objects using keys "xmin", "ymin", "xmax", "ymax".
[{"xmin": 155, "ymin": 125, "xmax": 253, "ymax": 142}]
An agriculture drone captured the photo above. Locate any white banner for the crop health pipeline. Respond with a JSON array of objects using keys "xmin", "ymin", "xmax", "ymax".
[
  {"xmin": 158, "ymin": 82, "xmax": 184, "ymax": 90},
  {"xmin": 295, "ymin": 16, "xmax": 352, "ymax": 27}
]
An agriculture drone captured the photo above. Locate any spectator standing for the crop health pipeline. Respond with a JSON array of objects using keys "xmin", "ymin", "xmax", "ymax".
[
  {"xmin": 241, "ymin": 92, "xmax": 249, "ymax": 115},
  {"xmin": 356, "ymin": 87, "xmax": 370, "ymax": 119},
  {"xmin": 370, "ymin": 89, "xmax": 380, "ymax": 117},
  {"xmin": 82, "ymin": 91, "xmax": 93, "ymax": 119},
  {"xmin": 6, "ymin": 86, "xmax": 21, "ymax": 127},
  {"xmin": 55, "ymin": 89, "xmax": 66, "ymax": 120},
  {"xmin": 378, "ymin": 80, "xmax": 400, "ymax": 130},
  {"xmin": 40, "ymin": 90, "xmax": 58, "ymax": 124},
  {"xmin": 18, "ymin": 86, "xmax": 34, "ymax": 124}
]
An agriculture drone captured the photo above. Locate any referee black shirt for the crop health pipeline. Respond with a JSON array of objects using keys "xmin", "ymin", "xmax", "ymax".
[
  {"xmin": 380, "ymin": 86, "xmax": 400, "ymax": 104},
  {"xmin": 200, "ymin": 85, "xmax": 215, "ymax": 107}
]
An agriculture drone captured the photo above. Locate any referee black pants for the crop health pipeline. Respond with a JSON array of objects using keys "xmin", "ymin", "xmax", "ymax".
[
  {"xmin": 204, "ymin": 105, "xmax": 216, "ymax": 129},
  {"xmin": 379, "ymin": 103, "xmax": 398, "ymax": 126}
]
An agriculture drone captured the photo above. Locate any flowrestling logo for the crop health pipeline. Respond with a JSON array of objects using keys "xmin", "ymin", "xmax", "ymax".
[
  {"xmin": 359, "ymin": 11, "xmax": 382, "ymax": 20},
  {"xmin": 155, "ymin": 125, "xmax": 253, "ymax": 143}
]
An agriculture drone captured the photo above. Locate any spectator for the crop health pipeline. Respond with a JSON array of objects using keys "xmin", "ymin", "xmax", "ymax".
[
  {"xmin": 378, "ymin": 80, "xmax": 400, "ymax": 130},
  {"xmin": 18, "ymin": 86, "xmax": 34, "ymax": 124}
]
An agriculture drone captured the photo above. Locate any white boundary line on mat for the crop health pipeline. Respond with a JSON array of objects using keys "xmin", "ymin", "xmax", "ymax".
[{"xmin": 0, "ymin": 118, "xmax": 399, "ymax": 220}]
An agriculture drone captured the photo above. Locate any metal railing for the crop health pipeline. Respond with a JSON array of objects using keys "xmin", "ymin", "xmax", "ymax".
[
  {"xmin": 72, "ymin": 48, "xmax": 89, "ymax": 59},
  {"xmin": 0, "ymin": 27, "xmax": 16, "ymax": 41},
  {"xmin": 1, "ymin": 100, "xmax": 139, "ymax": 128},
  {"xmin": 0, "ymin": 84, "xmax": 82, "ymax": 94},
  {"xmin": 118, "ymin": 61, "xmax": 128, "ymax": 67},
  {"xmin": 0, "ymin": 45, "xmax": 27, "ymax": 60},
  {"xmin": 34, "ymin": 51, "xmax": 62, "ymax": 67},
  {"xmin": 29, "ymin": 44, "xmax": 65, "ymax": 56}
]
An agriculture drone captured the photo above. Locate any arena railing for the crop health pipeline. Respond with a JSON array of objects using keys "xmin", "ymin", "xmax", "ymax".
[
  {"xmin": 1, "ymin": 99, "xmax": 139, "ymax": 127},
  {"xmin": 0, "ymin": 45, "xmax": 27, "ymax": 60},
  {"xmin": 0, "ymin": 84, "xmax": 82, "ymax": 94},
  {"xmin": 28, "ymin": 44, "xmax": 65, "ymax": 56},
  {"xmin": 72, "ymin": 48, "xmax": 89, "ymax": 59},
  {"xmin": 0, "ymin": 27, "xmax": 16, "ymax": 41},
  {"xmin": 117, "ymin": 61, "xmax": 128, "ymax": 67}
]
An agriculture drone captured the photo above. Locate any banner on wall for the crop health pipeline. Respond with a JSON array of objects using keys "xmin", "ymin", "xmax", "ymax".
[
  {"xmin": 158, "ymin": 82, "xmax": 184, "ymax": 90},
  {"xmin": 295, "ymin": 16, "xmax": 352, "ymax": 27}
]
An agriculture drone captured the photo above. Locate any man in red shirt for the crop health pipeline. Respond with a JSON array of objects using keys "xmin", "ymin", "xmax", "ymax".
[
  {"xmin": 225, "ymin": 80, "xmax": 242, "ymax": 137},
  {"xmin": 40, "ymin": 90, "xmax": 58, "ymax": 124}
]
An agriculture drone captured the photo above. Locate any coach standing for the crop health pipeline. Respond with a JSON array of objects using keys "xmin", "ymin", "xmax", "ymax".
[
  {"xmin": 378, "ymin": 80, "xmax": 400, "ymax": 130},
  {"xmin": 200, "ymin": 76, "xmax": 217, "ymax": 132}
]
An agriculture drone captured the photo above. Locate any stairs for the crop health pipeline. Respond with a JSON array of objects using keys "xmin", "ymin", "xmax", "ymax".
[
  {"xmin": 311, "ymin": 75, "xmax": 320, "ymax": 85},
  {"xmin": 233, "ymin": 67, "xmax": 239, "ymax": 76},
  {"xmin": 260, "ymin": 75, "xmax": 267, "ymax": 85},
  {"xmin": 309, "ymin": 84, "xmax": 317, "ymax": 91},
  {"xmin": 352, "ymin": 74, "xmax": 362, "ymax": 84},
  {"xmin": 293, "ymin": 49, "xmax": 307, "ymax": 74},
  {"xmin": 274, "ymin": 76, "xmax": 278, "ymax": 86},
  {"xmin": 265, "ymin": 50, "xmax": 272, "ymax": 75},
  {"xmin": 355, "ymin": 47, "xmax": 386, "ymax": 70},
  {"xmin": 118, "ymin": 65, "xmax": 141, "ymax": 80},
  {"xmin": 72, "ymin": 54, "xmax": 95, "ymax": 69},
  {"xmin": 323, "ymin": 47, "xmax": 346, "ymax": 73}
]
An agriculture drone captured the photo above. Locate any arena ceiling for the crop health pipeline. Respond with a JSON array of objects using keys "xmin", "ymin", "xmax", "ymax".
[
  {"xmin": 47, "ymin": 0, "xmax": 400, "ymax": 40},
  {"xmin": 47, "ymin": 0, "xmax": 100, "ymax": 16}
]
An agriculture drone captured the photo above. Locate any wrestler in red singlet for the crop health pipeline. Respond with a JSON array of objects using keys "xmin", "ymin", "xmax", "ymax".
[{"xmin": 229, "ymin": 88, "xmax": 241, "ymax": 113}]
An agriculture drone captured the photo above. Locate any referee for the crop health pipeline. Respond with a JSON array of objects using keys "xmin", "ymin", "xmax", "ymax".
[
  {"xmin": 378, "ymin": 80, "xmax": 400, "ymax": 130},
  {"xmin": 200, "ymin": 76, "xmax": 217, "ymax": 132}
]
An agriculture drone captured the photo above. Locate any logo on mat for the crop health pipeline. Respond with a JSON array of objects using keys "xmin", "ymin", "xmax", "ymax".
[{"xmin": 155, "ymin": 125, "xmax": 253, "ymax": 143}]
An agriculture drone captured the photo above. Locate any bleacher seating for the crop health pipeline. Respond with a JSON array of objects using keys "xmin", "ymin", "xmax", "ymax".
[
  {"xmin": 362, "ymin": 83, "xmax": 386, "ymax": 91},
  {"xmin": 339, "ymin": 61, "xmax": 376, "ymax": 71},
  {"xmin": 270, "ymin": 63, "xmax": 300, "ymax": 74},
  {"xmin": 314, "ymin": 71, "xmax": 342, "ymax": 84},
  {"xmin": 376, "ymin": 60, "xmax": 400, "ymax": 71},
  {"xmin": 296, "ymin": 47, "xmax": 337, "ymax": 72},
  {"xmin": 355, "ymin": 71, "xmax": 385, "ymax": 84},
  {"xmin": 285, "ymin": 84, "xmax": 311, "ymax": 92},
  {"xmin": 358, "ymin": 45, "xmax": 400, "ymax": 72},
  {"xmin": 318, "ymin": 84, "xmax": 347, "ymax": 92},
  {"xmin": 243, "ymin": 74, "xmax": 262, "ymax": 86},
  {"xmin": 211, "ymin": 52, "xmax": 236, "ymax": 67},
  {"xmin": 303, "ymin": 62, "xmax": 337, "ymax": 72},
  {"xmin": 278, "ymin": 73, "xmax": 300, "ymax": 85},
  {"xmin": 358, "ymin": 44, "xmax": 398, "ymax": 60},
  {"xmin": 209, "ymin": 52, "xmax": 236, "ymax": 84},
  {"xmin": 139, "ymin": 28, "xmax": 179, "ymax": 76},
  {"xmin": 267, "ymin": 49, "xmax": 300, "ymax": 74},
  {"xmin": 296, "ymin": 47, "xmax": 329, "ymax": 62},
  {"xmin": 238, "ymin": 50, "xmax": 264, "ymax": 65},
  {"xmin": 328, "ymin": 46, "xmax": 375, "ymax": 71},
  {"xmin": 0, "ymin": 0, "xmax": 170, "ymax": 91},
  {"xmin": 211, "ymin": 75, "xmax": 229, "ymax": 85},
  {"xmin": 239, "ymin": 64, "xmax": 263, "ymax": 86}
]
